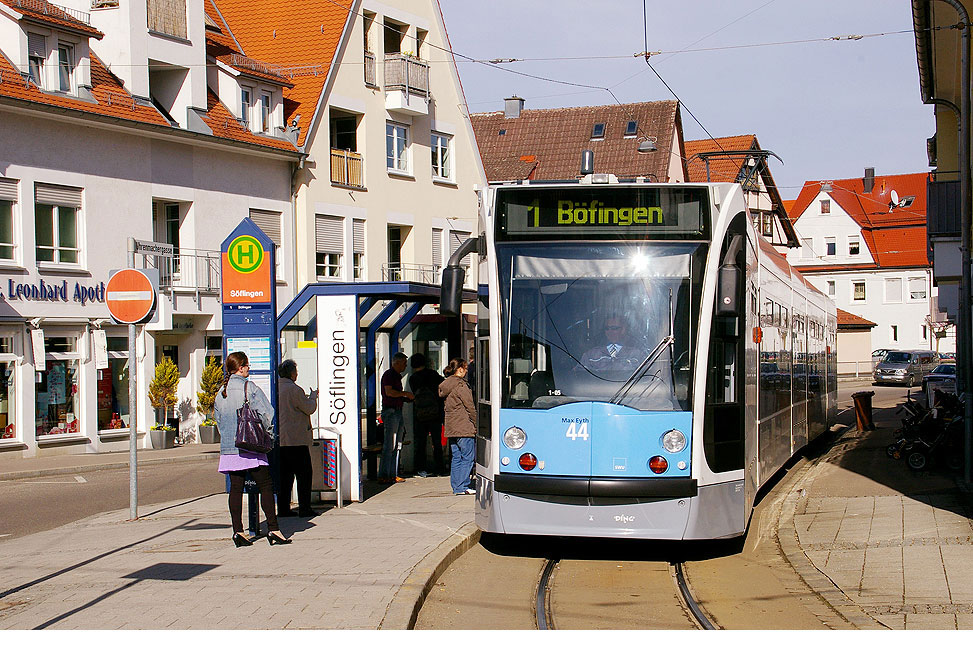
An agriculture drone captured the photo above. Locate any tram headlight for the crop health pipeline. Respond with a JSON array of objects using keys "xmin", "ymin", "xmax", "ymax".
[
  {"xmin": 503, "ymin": 426, "xmax": 527, "ymax": 450},
  {"xmin": 661, "ymin": 429, "xmax": 687, "ymax": 453}
]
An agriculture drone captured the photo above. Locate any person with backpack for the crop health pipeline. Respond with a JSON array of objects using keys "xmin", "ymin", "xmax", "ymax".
[{"xmin": 408, "ymin": 353, "xmax": 444, "ymax": 477}]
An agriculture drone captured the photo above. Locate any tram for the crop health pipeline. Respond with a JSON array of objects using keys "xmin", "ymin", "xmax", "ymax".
[{"xmin": 441, "ymin": 174, "xmax": 837, "ymax": 540}]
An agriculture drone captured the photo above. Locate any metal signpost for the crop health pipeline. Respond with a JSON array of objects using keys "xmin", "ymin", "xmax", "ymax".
[
  {"xmin": 109, "ymin": 241, "xmax": 159, "ymax": 521},
  {"xmin": 220, "ymin": 220, "xmax": 277, "ymax": 536}
]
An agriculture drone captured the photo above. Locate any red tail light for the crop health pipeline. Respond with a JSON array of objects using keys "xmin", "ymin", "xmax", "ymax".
[
  {"xmin": 649, "ymin": 455, "xmax": 668, "ymax": 474},
  {"xmin": 519, "ymin": 453, "xmax": 538, "ymax": 471}
]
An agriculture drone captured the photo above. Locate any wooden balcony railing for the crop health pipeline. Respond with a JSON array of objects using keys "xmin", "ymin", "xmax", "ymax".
[
  {"xmin": 364, "ymin": 51, "xmax": 376, "ymax": 87},
  {"xmin": 384, "ymin": 54, "xmax": 429, "ymax": 97},
  {"xmin": 331, "ymin": 149, "xmax": 364, "ymax": 189}
]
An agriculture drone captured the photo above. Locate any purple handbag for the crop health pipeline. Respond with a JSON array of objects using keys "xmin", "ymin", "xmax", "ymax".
[{"xmin": 235, "ymin": 381, "xmax": 273, "ymax": 454}]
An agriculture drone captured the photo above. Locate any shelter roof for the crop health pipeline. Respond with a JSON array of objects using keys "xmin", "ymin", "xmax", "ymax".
[{"xmin": 470, "ymin": 100, "xmax": 683, "ymax": 182}]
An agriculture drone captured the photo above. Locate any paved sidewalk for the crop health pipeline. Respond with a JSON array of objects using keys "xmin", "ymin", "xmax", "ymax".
[
  {"xmin": 777, "ymin": 398, "xmax": 973, "ymax": 630},
  {"xmin": 0, "ymin": 444, "xmax": 220, "ymax": 481},
  {"xmin": 0, "ymin": 475, "xmax": 476, "ymax": 629}
]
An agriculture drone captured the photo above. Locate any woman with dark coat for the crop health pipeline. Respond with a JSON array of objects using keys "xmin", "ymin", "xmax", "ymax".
[
  {"xmin": 214, "ymin": 351, "xmax": 291, "ymax": 546},
  {"xmin": 439, "ymin": 357, "xmax": 476, "ymax": 495}
]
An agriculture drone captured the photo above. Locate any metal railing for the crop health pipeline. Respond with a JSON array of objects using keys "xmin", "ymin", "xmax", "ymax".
[
  {"xmin": 12, "ymin": 0, "xmax": 90, "ymax": 24},
  {"xmin": 228, "ymin": 53, "xmax": 286, "ymax": 79},
  {"xmin": 381, "ymin": 262, "xmax": 474, "ymax": 287},
  {"xmin": 330, "ymin": 149, "xmax": 364, "ymax": 189},
  {"xmin": 364, "ymin": 51, "xmax": 376, "ymax": 86},
  {"xmin": 384, "ymin": 54, "xmax": 429, "ymax": 97},
  {"xmin": 837, "ymin": 360, "xmax": 880, "ymax": 378},
  {"xmin": 139, "ymin": 247, "xmax": 220, "ymax": 293}
]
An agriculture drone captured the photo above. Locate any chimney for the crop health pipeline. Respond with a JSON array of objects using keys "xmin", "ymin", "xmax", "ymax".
[
  {"xmin": 863, "ymin": 167, "xmax": 875, "ymax": 194},
  {"xmin": 504, "ymin": 96, "xmax": 524, "ymax": 119}
]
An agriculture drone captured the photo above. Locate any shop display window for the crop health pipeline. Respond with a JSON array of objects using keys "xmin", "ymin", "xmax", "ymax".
[
  {"xmin": 35, "ymin": 336, "xmax": 81, "ymax": 436},
  {"xmin": 97, "ymin": 337, "xmax": 129, "ymax": 430},
  {"xmin": 0, "ymin": 337, "xmax": 17, "ymax": 440}
]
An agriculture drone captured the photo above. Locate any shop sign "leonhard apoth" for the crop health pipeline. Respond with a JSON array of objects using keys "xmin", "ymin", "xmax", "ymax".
[{"xmin": 1, "ymin": 277, "xmax": 106, "ymax": 305}]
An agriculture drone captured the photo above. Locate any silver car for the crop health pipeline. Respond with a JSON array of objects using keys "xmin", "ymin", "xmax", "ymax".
[{"xmin": 873, "ymin": 350, "xmax": 939, "ymax": 387}]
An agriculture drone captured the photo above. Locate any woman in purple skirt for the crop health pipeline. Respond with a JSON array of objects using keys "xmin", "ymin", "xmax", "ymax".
[{"xmin": 214, "ymin": 351, "xmax": 291, "ymax": 546}]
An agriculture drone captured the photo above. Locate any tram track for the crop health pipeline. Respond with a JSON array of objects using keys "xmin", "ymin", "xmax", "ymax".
[{"xmin": 533, "ymin": 557, "xmax": 718, "ymax": 630}]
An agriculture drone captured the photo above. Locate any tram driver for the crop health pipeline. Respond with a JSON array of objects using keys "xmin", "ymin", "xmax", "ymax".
[{"xmin": 579, "ymin": 316, "xmax": 649, "ymax": 377}]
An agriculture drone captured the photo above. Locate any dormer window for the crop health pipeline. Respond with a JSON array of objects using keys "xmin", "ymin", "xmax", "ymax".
[
  {"xmin": 57, "ymin": 44, "xmax": 74, "ymax": 92},
  {"xmin": 27, "ymin": 33, "xmax": 46, "ymax": 87},
  {"xmin": 591, "ymin": 122, "xmax": 605, "ymax": 139},
  {"xmin": 259, "ymin": 92, "xmax": 272, "ymax": 133},
  {"xmin": 240, "ymin": 86, "xmax": 252, "ymax": 129},
  {"xmin": 624, "ymin": 120, "xmax": 638, "ymax": 137}
]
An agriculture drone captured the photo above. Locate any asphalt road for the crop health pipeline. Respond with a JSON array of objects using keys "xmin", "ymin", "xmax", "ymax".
[{"xmin": 0, "ymin": 460, "xmax": 224, "ymax": 541}]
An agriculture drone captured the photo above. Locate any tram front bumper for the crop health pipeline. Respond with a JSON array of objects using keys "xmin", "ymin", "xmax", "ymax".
[{"xmin": 494, "ymin": 473, "xmax": 698, "ymax": 499}]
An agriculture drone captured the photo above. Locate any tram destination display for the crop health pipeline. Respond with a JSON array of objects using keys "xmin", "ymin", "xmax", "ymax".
[{"xmin": 497, "ymin": 186, "xmax": 709, "ymax": 239}]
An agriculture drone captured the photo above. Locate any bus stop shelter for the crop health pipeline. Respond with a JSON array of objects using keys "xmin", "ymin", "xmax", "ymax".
[{"xmin": 275, "ymin": 281, "xmax": 477, "ymax": 503}]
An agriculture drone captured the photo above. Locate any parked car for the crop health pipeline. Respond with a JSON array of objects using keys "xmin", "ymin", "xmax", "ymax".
[
  {"xmin": 939, "ymin": 352, "xmax": 956, "ymax": 363},
  {"xmin": 873, "ymin": 350, "xmax": 940, "ymax": 387},
  {"xmin": 871, "ymin": 348, "xmax": 891, "ymax": 369},
  {"xmin": 922, "ymin": 363, "xmax": 956, "ymax": 392}
]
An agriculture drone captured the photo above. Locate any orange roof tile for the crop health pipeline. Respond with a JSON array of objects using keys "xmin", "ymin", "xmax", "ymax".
[
  {"xmin": 199, "ymin": 89, "xmax": 298, "ymax": 153},
  {"xmin": 471, "ymin": 101, "xmax": 682, "ymax": 182},
  {"xmin": 207, "ymin": 37, "xmax": 294, "ymax": 88},
  {"xmin": 0, "ymin": 0, "xmax": 103, "ymax": 39},
  {"xmin": 837, "ymin": 308, "xmax": 876, "ymax": 328},
  {"xmin": 208, "ymin": 0, "xmax": 352, "ymax": 148},
  {"xmin": 684, "ymin": 135, "xmax": 757, "ymax": 183}
]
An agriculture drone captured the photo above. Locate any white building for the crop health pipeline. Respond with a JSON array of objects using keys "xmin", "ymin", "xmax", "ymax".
[
  {"xmin": 785, "ymin": 170, "xmax": 954, "ymax": 354},
  {"xmin": 0, "ymin": 0, "xmax": 302, "ymax": 456}
]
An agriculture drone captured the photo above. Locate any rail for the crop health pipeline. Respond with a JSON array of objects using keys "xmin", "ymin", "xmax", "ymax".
[
  {"xmin": 138, "ymin": 247, "xmax": 220, "ymax": 294},
  {"xmin": 330, "ymin": 149, "xmax": 364, "ymax": 189},
  {"xmin": 838, "ymin": 360, "xmax": 879, "ymax": 378},
  {"xmin": 12, "ymin": 0, "xmax": 90, "ymax": 24},
  {"xmin": 384, "ymin": 54, "xmax": 429, "ymax": 97},
  {"xmin": 364, "ymin": 51, "xmax": 377, "ymax": 86},
  {"xmin": 381, "ymin": 262, "xmax": 440, "ymax": 283},
  {"xmin": 227, "ymin": 53, "xmax": 286, "ymax": 79}
]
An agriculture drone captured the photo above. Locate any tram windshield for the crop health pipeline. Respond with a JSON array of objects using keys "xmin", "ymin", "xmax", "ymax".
[{"xmin": 498, "ymin": 242, "xmax": 706, "ymax": 411}]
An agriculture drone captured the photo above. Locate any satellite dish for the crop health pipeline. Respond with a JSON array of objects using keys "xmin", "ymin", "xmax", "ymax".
[{"xmin": 890, "ymin": 189, "xmax": 899, "ymax": 208}]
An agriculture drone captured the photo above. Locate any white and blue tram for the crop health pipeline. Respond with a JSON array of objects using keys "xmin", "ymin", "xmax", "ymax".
[{"xmin": 442, "ymin": 176, "xmax": 837, "ymax": 540}]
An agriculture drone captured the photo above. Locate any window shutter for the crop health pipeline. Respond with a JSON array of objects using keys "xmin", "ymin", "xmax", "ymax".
[
  {"xmin": 449, "ymin": 230, "xmax": 470, "ymax": 267},
  {"xmin": 353, "ymin": 219, "xmax": 365, "ymax": 253},
  {"xmin": 315, "ymin": 215, "xmax": 343, "ymax": 254},
  {"xmin": 35, "ymin": 183, "xmax": 81, "ymax": 208},
  {"xmin": 0, "ymin": 178, "xmax": 18, "ymax": 202},
  {"xmin": 28, "ymin": 33, "xmax": 46, "ymax": 57},
  {"xmin": 248, "ymin": 209, "xmax": 281, "ymax": 246},
  {"xmin": 432, "ymin": 228, "xmax": 442, "ymax": 267}
]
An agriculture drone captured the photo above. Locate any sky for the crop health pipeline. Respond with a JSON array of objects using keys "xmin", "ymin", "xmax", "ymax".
[{"xmin": 436, "ymin": 0, "xmax": 935, "ymax": 200}]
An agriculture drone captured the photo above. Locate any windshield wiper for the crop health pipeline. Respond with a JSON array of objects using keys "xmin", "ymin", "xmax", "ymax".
[{"xmin": 609, "ymin": 334, "xmax": 674, "ymax": 405}]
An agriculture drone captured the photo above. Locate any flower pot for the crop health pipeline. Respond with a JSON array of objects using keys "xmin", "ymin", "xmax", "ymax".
[
  {"xmin": 150, "ymin": 427, "xmax": 177, "ymax": 449},
  {"xmin": 199, "ymin": 424, "xmax": 219, "ymax": 444}
]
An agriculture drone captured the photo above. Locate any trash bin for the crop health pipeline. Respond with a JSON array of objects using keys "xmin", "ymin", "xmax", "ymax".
[{"xmin": 851, "ymin": 390, "xmax": 875, "ymax": 431}]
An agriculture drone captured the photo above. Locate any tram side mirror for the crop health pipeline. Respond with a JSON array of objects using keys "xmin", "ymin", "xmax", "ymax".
[
  {"xmin": 440, "ymin": 265, "xmax": 466, "ymax": 317},
  {"xmin": 717, "ymin": 265, "xmax": 741, "ymax": 316}
]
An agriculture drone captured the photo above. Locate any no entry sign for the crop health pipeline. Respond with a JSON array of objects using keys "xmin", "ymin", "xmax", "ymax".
[{"xmin": 106, "ymin": 269, "xmax": 157, "ymax": 324}]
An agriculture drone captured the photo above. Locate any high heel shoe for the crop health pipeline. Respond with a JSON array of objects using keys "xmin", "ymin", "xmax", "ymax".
[
  {"xmin": 232, "ymin": 532, "xmax": 253, "ymax": 547},
  {"xmin": 267, "ymin": 531, "xmax": 292, "ymax": 545}
]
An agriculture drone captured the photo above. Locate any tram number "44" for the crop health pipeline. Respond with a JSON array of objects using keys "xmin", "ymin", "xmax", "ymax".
[{"xmin": 565, "ymin": 421, "xmax": 589, "ymax": 441}]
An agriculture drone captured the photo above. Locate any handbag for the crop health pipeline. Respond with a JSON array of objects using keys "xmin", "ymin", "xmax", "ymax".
[{"xmin": 235, "ymin": 380, "xmax": 273, "ymax": 454}]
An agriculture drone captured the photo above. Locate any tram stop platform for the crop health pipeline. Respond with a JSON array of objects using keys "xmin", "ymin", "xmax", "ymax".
[{"xmin": 0, "ymin": 390, "xmax": 972, "ymax": 630}]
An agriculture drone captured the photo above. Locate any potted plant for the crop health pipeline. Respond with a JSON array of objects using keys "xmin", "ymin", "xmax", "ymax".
[
  {"xmin": 148, "ymin": 356, "xmax": 179, "ymax": 449},
  {"xmin": 196, "ymin": 357, "xmax": 222, "ymax": 444}
]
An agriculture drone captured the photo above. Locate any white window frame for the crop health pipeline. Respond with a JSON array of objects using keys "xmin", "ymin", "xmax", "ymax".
[
  {"xmin": 852, "ymin": 280, "xmax": 866, "ymax": 302},
  {"xmin": 824, "ymin": 237, "xmax": 836, "ymax": 256},
  {"xmin": 848, "ymin": 235, "xmax": 860, "ymax": 256},
  {"xmin": 57, "ymin": 42, "xmax": 74, "ymax": 93},
  {"xmin": 386, "ymin": 122, "xmax": 410, "ymax": 174},
  {"xmin": 316, "ymin": 252, "xmax": 342, "ymax": 279},
  {"xmin": 259, "ymin": 92, "xmax": 272, "ymax": 133},
  {"xmin": 826, "ymin": 280, "xmax": 835, "ymax": 297},
  {"xmin": 0, "ymin": 182, "xmax": 20, "ymax": 265},
  {"xmin": 884, "ymin": 277, "xmax": 903, "ymax": 304},
  {"xmin": 36, "ymin": 334, "xmax": 84, "ymax": 439},
  {"xmin": 431, "ymin": 132, "xmax": 452, "ymax": 181},
  {"xmin": 0, "ymin": 334, "xmax": 20, "ymax": 444},
  {"xmin": 240, "ymin": 86, "xmax": 253, "ymax": 130},
  {"xmin": 35, "ymin": 203, "xmax": 81, "ymax": 267},
  {"xmin": 908, "ymin": 276, "xmax": 927, "ymax": 301},
  {"xmin": 27, "ymin": 32, "xmax": 46, "ymax": 89}
]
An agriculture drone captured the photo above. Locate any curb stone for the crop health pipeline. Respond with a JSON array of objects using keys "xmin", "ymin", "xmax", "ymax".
[
  {"xmin": 0, "ymin": 452, "xmax": 219, "ymax": 482},
  {"xmin": 380, "ymin": 521, "xmax": 481, "ymax": 630},
  {"xmin": 774, "ymin": 424, "xmax": 887, "ymax": 630}
]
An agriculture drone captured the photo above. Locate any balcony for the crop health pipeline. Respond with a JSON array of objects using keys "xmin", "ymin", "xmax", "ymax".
[
  {"xmin": 12, "ymin": 0, "xmax": 90, "ymax": 23},
  {"xmin": 331, "ymin": 149, "xmax": 364, "ymax": 189},
  {"xmin": 927, "ymin": 179, "xmax": 960, "ymax": 237},
  {"xmin": 364, "ymin": 51, "xmax": 377, "ymax": 87},
  {"xmin": 381, "ymin": 262, "xmax": 473, "ymax": 288},
  {"xmin": 139, "ymin": 247, "xmax": 220, "ymax": 295},
  {"xmin": 384, "ymin": 54, "xmax": 429, "ymax": 115}
]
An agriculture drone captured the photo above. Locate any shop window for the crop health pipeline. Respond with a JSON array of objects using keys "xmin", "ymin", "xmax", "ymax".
[
  {"xmin": 0, "ymin": 336, "xmax": 17, "ymax": 441},
  {"xmin": 97, "ymin": 337, "xmax": 129, "ymax": 431},
  {"xmin": 36, "ymin": 336, "xmax": 80, "ymax": 436}
]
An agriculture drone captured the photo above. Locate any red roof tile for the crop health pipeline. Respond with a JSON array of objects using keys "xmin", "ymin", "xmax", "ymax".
[
  {"xmin": 471, "ymin": 100, "xmax": 682, "ymax": 182},
  {"xmin": 208, "ymin": 0, "xmax": 352, "ymax": 148},
  {"xmin": 837, "ymin": 308, "xmax": 876, "ymax": 328},
  {"xmin": 199, "ymin": 89, "xmax": 298, "ymax": 152},
  {"xmin": 0, "ymin": 0, "xmax": 103, "ymax": 39},
  {"xmin": 684, "ymin": 135, "xmax": 756, "ymax": 183}
]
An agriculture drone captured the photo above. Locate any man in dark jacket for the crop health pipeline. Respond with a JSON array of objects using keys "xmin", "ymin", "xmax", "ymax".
[{"xmin": 408, "ymin": 353, "xmax": 444, "ymax": 477}]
